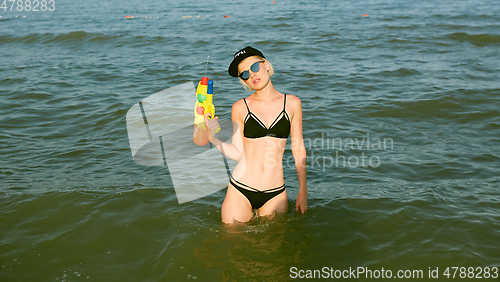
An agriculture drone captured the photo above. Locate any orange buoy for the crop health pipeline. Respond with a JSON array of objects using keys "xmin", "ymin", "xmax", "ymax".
[
  {"xmin": 125, "ymin": 15, "xmax": 131, "ymax": 18},
  {"xmin": 362, "ymin": 14, "xmax": 369, "ymax": 17},
  {"xmin": 223, "ymin": 15, "xmax": 230, "ymax": 18}
]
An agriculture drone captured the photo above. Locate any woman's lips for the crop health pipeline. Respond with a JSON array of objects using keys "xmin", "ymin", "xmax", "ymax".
[{"xmin": 253, "ymin": 78, "xmax": 261, "ymax": 84}]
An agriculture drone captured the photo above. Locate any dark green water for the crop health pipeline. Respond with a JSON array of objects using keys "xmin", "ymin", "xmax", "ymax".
[{"xmin": 1, "ymin": 0, "xmax": 499, "ymax": 280}]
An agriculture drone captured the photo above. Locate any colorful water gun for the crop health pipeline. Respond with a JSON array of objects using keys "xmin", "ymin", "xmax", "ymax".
[{"xmin": 193, "ymin": 77, "xmax": 220, "ymax": 146}]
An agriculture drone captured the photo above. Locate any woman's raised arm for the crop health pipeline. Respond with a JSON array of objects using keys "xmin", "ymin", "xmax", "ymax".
[{"xmin": 205, "ymin": 100, "xmax": 245, "ymax": 162}]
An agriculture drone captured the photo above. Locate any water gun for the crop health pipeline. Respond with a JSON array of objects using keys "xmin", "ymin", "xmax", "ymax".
[{"xmin": 193, "ymin": 77, "xmax": 221, "ymax": 146}]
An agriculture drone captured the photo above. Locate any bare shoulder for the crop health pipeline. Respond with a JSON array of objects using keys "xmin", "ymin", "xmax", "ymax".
[
  {"xmin": 232, "ymin": 98, "xmax": 247, "ymax": 111},
  {"xmin": 284, "ymin": 94, "xmax": 302, "ymax": 123},
  {"xmin": 231, "ymin": 98, "xmax": 247, "ymax": 121},
  {"xmin": 285, "ymin": 94, "xmax": 303, "ymax": 116},
  {"xmin": 286, "ymin": 94, "xmax": 302, "ymax": 108}
]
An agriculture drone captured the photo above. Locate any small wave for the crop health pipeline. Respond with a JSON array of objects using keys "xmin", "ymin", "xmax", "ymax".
[
  {"xmin": 0, "ymin": 31, "xmax": 172, "ymax": 46},
  {"xmin": 1, "ymin": 77, "xmax": 28, "ymax": 85},
  {"xmin": 446, "ymin": 32, "xmax": 500, "ymax": 46},
  {"xmin": 385, "ymin": 25, "xmax": 420, "ymax": 30},
  {"xmin": 49, "ymin": 30, "xmax": 89, "ymax": 43},
  {"xmin": 373, "ymin": 68, "xmax": 422, "ymax": 77},
  {"xmin": 273, "ymin": 16, "xmax": 295, "ymax": 21},
  {"xmin": 361, "ymin": 92, "xmax": 500, "ymax": 123},
  {"xmin": 387, "ymin": 38, "xmax": 412, "ymax": 44},
  {"xmin": 434, "ymin": 24, "xmax": 468, "ymax": 30},
  {"xmin": 483, "ymin": 122, "xmax": 500, "ymax": 131},
  {"xmin": 433, "ymin": 14, "xmax": 500, "ymax": 21},
  {"xmin": 254, "ymin": 40, "xmax": 296, "ymax": 46},
  {"xmin": 0, "ymin": 31, "xmax": 109, "ymax": 44},
  {"xmin": 451, "ymin": 14, "xmax": 498, "ymax": 20},
  {"xmin": 320, "ymin": 32, "xmax": 340, "ymax": 37},
  {"xmin": 362, "ymin": 96, "xmax": 464, "ymax": 120}
]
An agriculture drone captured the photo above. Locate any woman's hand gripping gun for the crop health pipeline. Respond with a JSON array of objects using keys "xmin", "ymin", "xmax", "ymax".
[{"xmin": 193, "ymin": 77, "xmax": 221, "ymax": 146}]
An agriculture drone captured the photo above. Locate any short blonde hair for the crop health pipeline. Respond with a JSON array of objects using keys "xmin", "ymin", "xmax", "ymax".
[{"xmin": 239, "ymin": 56, "xmax": 274, "ymax": 91}]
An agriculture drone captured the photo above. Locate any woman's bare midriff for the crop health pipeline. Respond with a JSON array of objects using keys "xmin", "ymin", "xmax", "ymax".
[{"xmin": 231, "ymin": 137, "xmax": 287, "ymax": 190}]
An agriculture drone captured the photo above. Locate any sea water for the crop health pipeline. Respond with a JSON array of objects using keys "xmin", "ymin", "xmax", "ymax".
[{"xmin": 1, "ymin": 0, "xmax": 499, "ymax": 280}]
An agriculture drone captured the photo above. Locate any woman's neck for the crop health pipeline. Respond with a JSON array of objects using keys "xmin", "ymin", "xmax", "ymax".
[{"xmin": 252, "ymin": 81, "xmax": 280, "ymax": 103}]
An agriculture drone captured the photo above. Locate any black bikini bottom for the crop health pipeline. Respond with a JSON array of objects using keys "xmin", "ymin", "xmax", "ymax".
[{"xmin": 229, "ymin": 176, "xmax": 285, "ymax": 209}]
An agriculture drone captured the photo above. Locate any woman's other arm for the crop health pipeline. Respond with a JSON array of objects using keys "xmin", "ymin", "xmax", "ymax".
[{"xmin": 289, "ymin": 95, "xmax": 308, "ymax": 213}]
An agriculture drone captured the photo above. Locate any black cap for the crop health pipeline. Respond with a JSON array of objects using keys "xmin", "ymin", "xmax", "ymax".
[{"xmin": 228, "ymin": 46, "xmax": 265, "ymax": 77}]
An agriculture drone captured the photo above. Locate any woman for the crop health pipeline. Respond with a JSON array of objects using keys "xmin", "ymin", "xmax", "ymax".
[{"xmin": 204, "ymin": 46, "xmax": 307, "ymax": 224}]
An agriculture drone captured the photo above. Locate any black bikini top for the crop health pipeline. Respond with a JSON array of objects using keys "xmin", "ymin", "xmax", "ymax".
[{"xmin": 243, "ymin": 94, "xmax": 290, "ymax": 139}]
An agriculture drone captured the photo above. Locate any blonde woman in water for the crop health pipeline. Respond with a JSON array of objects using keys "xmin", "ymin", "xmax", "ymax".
[{"xmin": 204, "ymin": 46, "xmax": 307, "ymax": 224}]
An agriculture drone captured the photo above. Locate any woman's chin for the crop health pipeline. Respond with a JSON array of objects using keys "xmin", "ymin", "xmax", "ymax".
[{"xmin": 250, "ymin": 80, "xmax": 269, "ymax": 91}]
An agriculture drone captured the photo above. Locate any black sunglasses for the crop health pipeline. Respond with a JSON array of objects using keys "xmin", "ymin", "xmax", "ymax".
[{"xmin": 238, "ymin": 60, "xmax": 265, "ymax": 80}]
